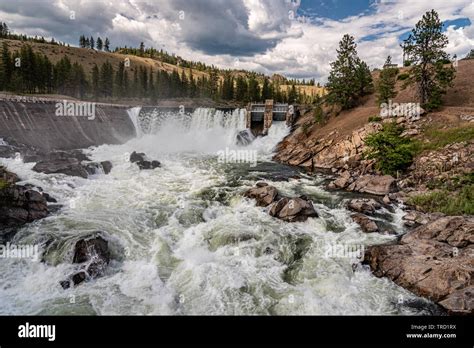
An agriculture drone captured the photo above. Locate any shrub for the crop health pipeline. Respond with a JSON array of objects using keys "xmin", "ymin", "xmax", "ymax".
[
  {"xmin": 397, "ymin": 73, "xmax": 410, "ymax": 80},
  {"xmin": 364, "ymin": 122, "xmax": 419, "ymax": 175},
  {"xmin": 421, "ymin": 126, "xmax": 474, "ymax": 151},
  {"xmin": 0, "ymin": 179, "xmax": 8, "ymax": 190},
  {"xmin": 368, "ymin": 116, "xmax": 382, "ymax": 123}
]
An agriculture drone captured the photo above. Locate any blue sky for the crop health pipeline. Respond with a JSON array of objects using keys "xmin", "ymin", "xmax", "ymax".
[{"xmin": 0, "ymin": 0, "xmax": 472, "ymax": 81}]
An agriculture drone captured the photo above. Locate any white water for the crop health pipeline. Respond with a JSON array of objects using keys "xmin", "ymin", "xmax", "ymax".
[{"xmin": 0, "ymin": 108, "xmax": 436, "ymax": 315}]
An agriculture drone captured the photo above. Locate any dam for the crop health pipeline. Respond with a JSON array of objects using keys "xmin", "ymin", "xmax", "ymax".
[{"xmin": 0, "ymin": 95, "xmax": 295, "ymax": 150}]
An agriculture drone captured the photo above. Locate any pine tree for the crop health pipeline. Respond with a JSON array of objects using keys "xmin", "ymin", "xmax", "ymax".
[
  {"xmin": 261, "ymin": 77, "xmax": 272, "ymax": 100},
  {"xmin": 208, "ymin": 69, "xmax": 219, "ymax": 99},
  {"xmin": 90, "ymin": 36, "xmax": 95, "ymax": 50},
  {"xmin": 377, "ymin": 56, "xmax": 399, "ymax": 105},
  {"xmin": 235, "ymin": 76, "xmax": 247, "ymax": 102},
  {"xmin": 247, "ymin": 74, "xmax": 260, "ymax": 102},
  {"xmin": 288, "ymin": 84, "xmax": 297, "ymax": 104},
  {"xmin": 96, "ymin": 37, "xmax": 103, "ymax": 50},
  {"xmin": 402, "ymin": 10, "xmax": 456, "ymax": 110},
  {"xmin": 0, "ymin": 41, "xmax": 12, "ymax": 90},
  {"xmin": 326, "ymin": 34, "xmax": 373, "ymax": 110},
  {"xmin": 104, "ymin": 38, "xmax": 110, "ymax": 52},
  {"xmin": 91, "ymin": 64, "xmax": 100, "ymax": 98}
]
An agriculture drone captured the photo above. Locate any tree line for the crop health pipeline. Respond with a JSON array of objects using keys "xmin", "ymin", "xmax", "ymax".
[{"xmin": 0, "ymin": 41, "xmax": 312, "ymax": 103}]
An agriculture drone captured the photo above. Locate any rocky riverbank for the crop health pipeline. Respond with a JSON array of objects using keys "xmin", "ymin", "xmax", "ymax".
[{"xmin": 273, "ymin": 108, "xmax": 473, "ymax": 314}]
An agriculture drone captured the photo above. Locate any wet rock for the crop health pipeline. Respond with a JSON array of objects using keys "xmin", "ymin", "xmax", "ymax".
[
  {"xmin": 244, "ymin": 184, "xmax": 318, "ymax": 222},
  {"xmin": 60, "ymin": 235, "xmax": 111, "ymax": 289},
  {"xmin": 0, "ymin": 183, "xmax": 49, "ymax": 242},
  {"xmin": 277, "ymin": 197, "xmax": 318, "ymax": 222},
  {"xmin": 236, "ymin": 130, "xmax": 255, "ymax": 146},
  {"xmin": 130, "ymin": 151, "xmax": 161, "ymax": 170},
  {"xmin": 347, "ymin": 198, "xmax": 381, "ymax": 215},
  {"xmin": 84, "ymin": 161, "xmax": 113, "ymax": 175},
  {"xmin": 347, "ymin": 175, "xmax": 397, "ymax": 196},
  {"xmin": 364, "ymin": 216, "xmax": 474, "ymax": 314},
  {"xmin": 269, "ymin": 197, "xmax": 289, "ymax": 217},
  {"xmin": 33, "ymin": 158, "xmax": 89, "ymax": 178},
  {"xmin": 351, "ymin": 213, "xmax": 379, "ymax": 233}
]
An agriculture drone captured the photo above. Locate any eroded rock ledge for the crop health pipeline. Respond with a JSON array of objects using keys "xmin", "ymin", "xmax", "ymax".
[{"xmin": 364, "ymin": 216, "xmax": 474, "ymax": 315}]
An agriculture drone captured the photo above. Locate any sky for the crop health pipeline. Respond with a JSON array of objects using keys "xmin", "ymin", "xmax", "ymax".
[{"xmin": 0, "ymin": 0, "xmax": 473, "ymax": 81}]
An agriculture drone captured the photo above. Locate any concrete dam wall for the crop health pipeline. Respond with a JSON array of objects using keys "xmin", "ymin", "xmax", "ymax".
[{"xmin": 0, "ymin": 96, "xmax": 137, "ymax": 151}]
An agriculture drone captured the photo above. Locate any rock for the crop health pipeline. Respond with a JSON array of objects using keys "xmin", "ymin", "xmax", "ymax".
[
  {"xmin": 244, "ymin": 184, "xmax": 278, "ymax": 207},
  {"xmin": 383, "ymin": 195, "xmax": 391, "ymax": 205},
  {"xmin": 60, "ymin": 235, "xmax": 111, "ymax": 289},
  {"xmin": 130, "ymin": 151, "xmax": 161, "ymax": 170},
  {"xmin": 244, "ymin": 184, "xmax": 318, "ymax": 222},
  {"xmin": 403, "ymin": 211, "xmax": 431, "ymax": 227},
  {"xmin": 101, "ymin": 161, "xmax": 113, "ymax": 174},
  {"xmin": 277, "ymin": 197, "xmax": 318, "ymax": 222},
  {"xmin": 401, "ymin": 129, "xmax": 419, "ymax": 137},
  {"xmin": 84, "ymin": 161, "xmax": 113, "ymax": 175},
  {"xmin": 33, "ymin": 158, "xmax": 89, "ymax": 178},
  {"xmin": 269, "ymin": 197, "xmax": 289, "ymax": 217},
  {"xmin": 351, "ymin": 213, "xmax": 379, "ymax": 233},
  {"xmin": 332, "ymin": 170, "xmax": 352, "ymax": 189},
  {"xmin": 0, "ymin": 166, "xmax": 19, "ymax": 184},
  {"xmin": 347, "ymin": 175, "xmax": 397, "ymax": 196},
  {"xmin": 0, "ymin": 184, "xmax": 49, "ymax": 242},
  {"xmin": 236, "ymin": 129, "xmax": 255, "ymax": 146},
  {"xmin": 364, "ymin": 216, "xmax": 474, "ymax": 314},
  {"xmin": 347, "ymin": 198, "xmax": 381, "ymax": 215}
]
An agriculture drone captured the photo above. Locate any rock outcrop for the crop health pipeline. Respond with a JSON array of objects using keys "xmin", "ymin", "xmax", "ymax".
[
  {"xmin": 0, "ymin": 168, "xmax": 50, "ymax": 242},
  {"xmin": 130, "ymin": 151, "xmax": 161, "ymax": 170},
  {"xmin": 60, "ymin": 235, "xmax": 111, "ymax": 289},
  {"xmin": 244, "ymin": 183, "xmax": 318, "ymax": 222},
  {"xmin": 364, "ymin": 216, "xmax": 474, "ymax": 314}
]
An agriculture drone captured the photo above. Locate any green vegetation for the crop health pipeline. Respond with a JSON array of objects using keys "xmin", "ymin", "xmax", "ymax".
[
  {"xmin": 326, "ymin": 34, "xmax": 373, "ymax": 110},
  {"xmin": 364, "ymin": 122, "xmax": 419, "ymax": 175},
  {"xmin": 421, "ymin": 126, "xmax": 474, "ymax": 151},
  {"xmin": 376, "ymin": 56, "xmax": 399, "ymax": 105},
  {"xmin": 408, "ymin": 184, "xmax": 473, "ymax": 215},
  {"xmin": 368, "ymin": 116, "xmax": 382, "ymax": 123},
  {"xmin": 402, "ymin": 10, "xmax": 456, "ymax": 111},
  {"xmin": 397, "ymin": 73, "xmax": 409, "ymax": 81},
  {"xmin": 0, "ymin": 178, "xmax": 8, "ymax": 190}
]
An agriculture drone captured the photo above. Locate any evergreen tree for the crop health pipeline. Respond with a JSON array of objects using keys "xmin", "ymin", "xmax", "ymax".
[
  {"xmin": 247, "ymin": 74, "xmax": 260, "ymax": 102},
  {"xmin": 261, "ymin": 77, "xmax": 272, "ymax": 100},
  {"xmin": 377, "ymin": 56, "xmax": 399, "ymax": 105},
  {"xmin": 235, "ymin": 76, "xmax": 247, "ymax": 102},
  {"xmin": 326, "ymin": 34, "xmax": 373, "ymax": 110},
  {"xmin": 96, "ymin": 37, "xmax": 103, "ymax": 50},
  {"xmin": 0, "ymin": 42, "xmax": 12, "ymax": 90},
  {"xmin": 402, "ymin": 10, "xmax": 456, "ymax": 110},
  {"xmin": 104, "ymin": 38, "xmax": 110, "ymax": 52},
  {"xmin": 91, "ymin": 64, "xmax": 100, "ymax": 98},
  {"xmin": 208, "ymin": 69, "xmax": 219, "ymax": 99},
  {"xmin": 288, "ymin": 84, "xmax": 297, "ymax": 104},
  {"xmin": 90, "ymin": 36, "xmax": 95, "ymax": 50}
]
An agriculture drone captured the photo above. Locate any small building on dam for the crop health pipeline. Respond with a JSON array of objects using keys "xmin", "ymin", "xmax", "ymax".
[{"xmin": 246, "ymin": 100, "xmax": 296, "ymax": 135}]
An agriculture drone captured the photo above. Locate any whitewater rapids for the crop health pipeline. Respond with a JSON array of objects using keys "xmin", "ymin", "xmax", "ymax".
[{"xmin": 0, "ymin": 108, "xmax": 436, "ymax": 315}]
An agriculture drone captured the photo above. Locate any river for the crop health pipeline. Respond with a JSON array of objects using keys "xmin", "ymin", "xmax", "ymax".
[{"xmin": 0, "ymin": 108, "xmax": 439, "ymax": 315}]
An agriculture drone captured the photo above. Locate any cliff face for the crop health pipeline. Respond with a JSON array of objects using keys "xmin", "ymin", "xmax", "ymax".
[{"xmin": 0, "ymin": 97, "xmax": 136, "ymax": 151}]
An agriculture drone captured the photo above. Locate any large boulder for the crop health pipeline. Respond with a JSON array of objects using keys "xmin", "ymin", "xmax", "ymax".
[
  {"xmin": 347, "ymin": 175, "xmax": 397, "ymax": 196},
  {"xmin": 351, "ymin": 213, "xmax": 379, "ymax": 233},
  {"xmin": 244, "ymin": 184, "xmax": 318, "ymax": 222},
  {"xmin": 33, "ymin": 158, "xmax": 89, "ymax": 178},
  {"xmin": 60, "ymin": 235, "xmax": 111, "ymax": 289},
  {"xmin": 0, "ymin": 183, "xmax": 49, "ymax": 242},
  {"xmin": 236, "ymin": 130, "xmax": 255, "ymax": 146},
  {"xmin": 244, "ymin": 184, "xmax": 278, "ymax": 207},
  {"xmin": 347, "ymin": 198, "xmax": 381, "ymax": 215},
  {"xmin": 364, "ymin": 216, "xmax": 474, "ymax": 314},
  {"xmin": 130, "ymin": 151, "xmax": 161, "ymax": 170},
  {"xmin": 276, "ymin": 197, "xmax": 318, "ymax": 222}
]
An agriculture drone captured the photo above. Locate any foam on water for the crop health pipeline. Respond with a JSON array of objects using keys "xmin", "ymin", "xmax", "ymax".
[{"xmin": 0, "ymin": 108, "xmax": 436, "ymax": 315}]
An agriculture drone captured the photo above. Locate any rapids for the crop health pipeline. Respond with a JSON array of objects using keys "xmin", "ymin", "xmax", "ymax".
[{"xmin": 0, "ymin": 108, "xmax": 438, "ymax": 315}]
